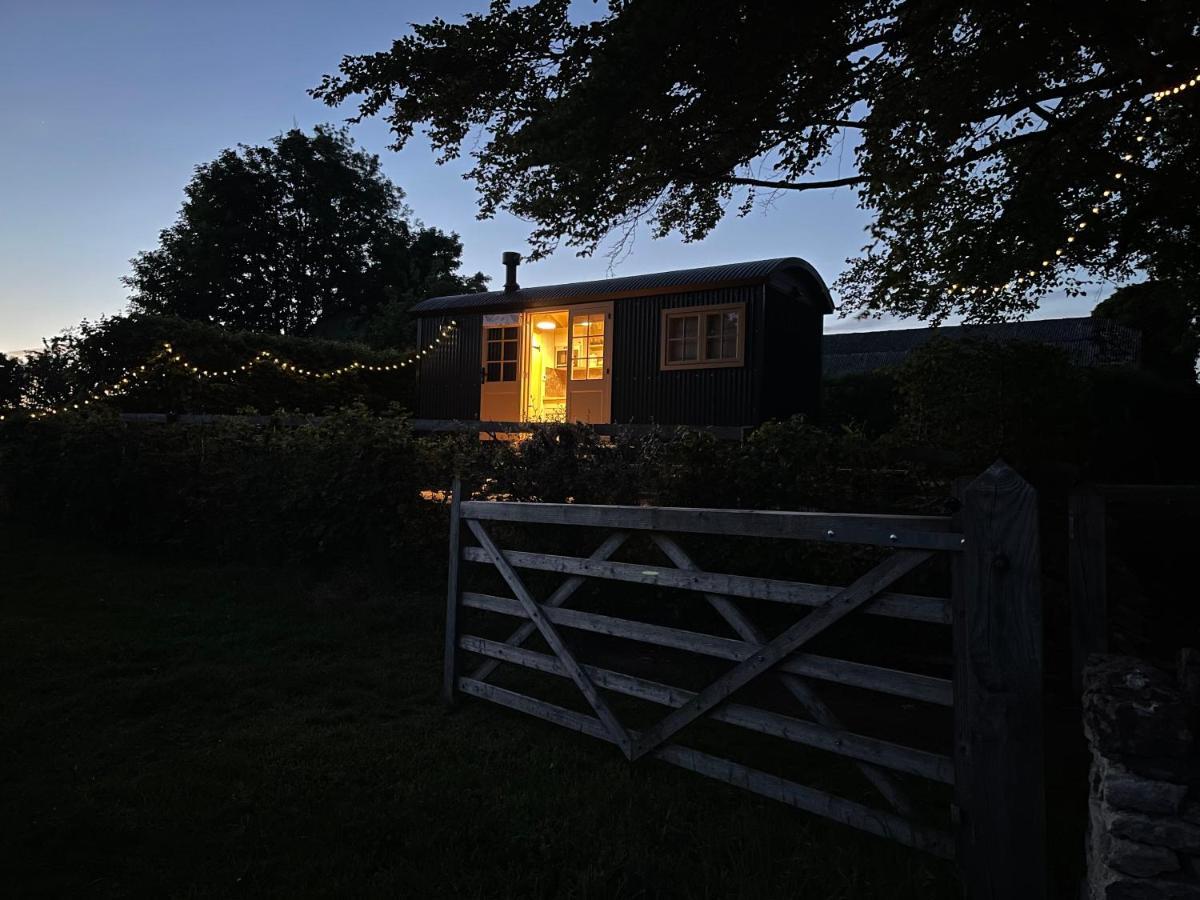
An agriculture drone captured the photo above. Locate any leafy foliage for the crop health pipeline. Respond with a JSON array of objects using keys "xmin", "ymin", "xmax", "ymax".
[
  {"xmin": 882, "ymin": 336, "xmax": 1200, "ymax": 478},
  {"xmin": 0, "ymin": 407, "xmax": 956, "ymax": 583},
  {"xmin": 1092, "ymin": 280, "xmax": 1200, "ymax": 383},
  {"xmin": 0, "ymin": 407, "xmax": 447, "ymax": 567},
  {"xmin": 125, "ymin": 126, "xmax": 486, "ymax": 340},
  {"xmin": 0, "ymin": 353, "xmax": 27, "ymax": 409},
  {"xmin": 312, "ymin": 1, "xmax": 1200, "ymax": 321},
  {"xmin": 822, "ymin": 371, "xmax": 901, "ymax": 437},
  {"xmin": 890, "ymin": 337, "xmax": 1089, "ymax": 470},
  {"xmin": 4, "ymin": 335, "xmax": 1198, "ymax": 569}
]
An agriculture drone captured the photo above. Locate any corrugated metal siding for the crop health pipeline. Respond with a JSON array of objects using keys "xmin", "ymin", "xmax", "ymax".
[
  {"xmin": 610, "ymin": 286, "xmax": 766, "ymax": 427},
  {"xmin": 415, "ymin": 315, "xmax": 482, "ymax": 419}
]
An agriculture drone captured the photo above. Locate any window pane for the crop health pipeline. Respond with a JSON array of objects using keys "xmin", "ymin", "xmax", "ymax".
[
  {"xmin": 503, "ymin": 339, "xmax": 518, "ymax": 361},
  {"xmin": 486, "ymin": 362, "xmax": 501, "ymax": 381},
  {"xmin": 665, "ymin": 313, "xmax": 702, "ymax": 365},
  {"xmin": 701, "ymin": 310, "xmax": 739, "ymax": 360},
  {"xmin": 589, "ymin": 315, "xmax": 604, "ymax": 336},
  {"xmin": 503, "ymin": 327, "xmax": 518, "ymax": 341},
  {"xmin": 502, "ymin": 362, "xmax": 517, "ymax": 382},
  {"xmin": 722, "ymin": 331, "xmax": 737, "ymax": 359},
  {"xmin": 667, "ymin": 338, "xmax": 697, "ymax": 362},
  {"xmin": 486, "ymin": 341, "xmax": 502, "ymax": 361},
  {"xmin": 571, "ymin": 337, "xmax": 584, "ymax": 379}
]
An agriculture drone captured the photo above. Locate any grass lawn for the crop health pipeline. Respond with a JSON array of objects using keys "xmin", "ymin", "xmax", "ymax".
[{"xmin": 0, "ymin": 529, "xmax": 959, "ymax": 898}]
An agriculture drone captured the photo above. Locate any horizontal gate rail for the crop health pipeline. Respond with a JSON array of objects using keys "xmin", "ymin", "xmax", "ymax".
[
  {"xmin": 461, "ymin": 545, "xmax": 950, "ymax": 624},
  {"xmin": 457, "ymin": 677, "xmax": 956, "ymax": 859},
  {"xmin": 460, "ymin": 500, "xmax": 962, "ymax": 550},
  {"xmin": 461, "ymin": 591, "xmax": 953, "ymax": 706},
  {"xmin": 650, "ymin": 531, "xmax": 920, "ymax": 818},
  {"xmin": 442, "ymin": 460, "xmax": 1045, "ymax": 898},
  {"xmin": 459, "ymin": 634, "xmax": 954, "ymax": 783}
]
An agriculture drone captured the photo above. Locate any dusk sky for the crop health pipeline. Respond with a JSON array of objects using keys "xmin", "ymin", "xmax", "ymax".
[{"xmin": 1, "ymin": 0, "xmax": 1119, "ymax": 355}]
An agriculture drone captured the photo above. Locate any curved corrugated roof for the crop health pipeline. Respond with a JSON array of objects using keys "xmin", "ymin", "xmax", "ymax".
[{"xmin": 410, "ymin": 257, "xmax": 833, "ymax": 315}]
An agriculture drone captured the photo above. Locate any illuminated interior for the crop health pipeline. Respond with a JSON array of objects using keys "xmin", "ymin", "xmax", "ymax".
[
  {"xmin": 571, "ymin": 312, "xmax": 606, "ymax": 381},
  {"xmin": 525, "ymin": 310, "xmax": 569, "ymax": 421}
]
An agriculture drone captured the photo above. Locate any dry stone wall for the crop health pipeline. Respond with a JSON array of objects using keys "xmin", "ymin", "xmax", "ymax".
[{"xmin": 1083, "ymin": 654, "xmax": 1200, "ymax": 899}]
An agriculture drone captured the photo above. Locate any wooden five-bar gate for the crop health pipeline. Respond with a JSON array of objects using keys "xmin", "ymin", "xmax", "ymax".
[{"xmin": 443, "ymin": 461, "xmax": 1045, "ymax": 899}]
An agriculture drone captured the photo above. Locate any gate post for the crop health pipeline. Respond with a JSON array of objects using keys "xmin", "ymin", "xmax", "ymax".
[
  {"xmin": 953, "ymin": 461, "xmax": 1045, "ymax": 898},
  {"xmin": 443, "ymin": 475, "xmax": 464, "ymax": 705},
  {"xmin": 1068, "ymin": 486, "xmax": 1107, "ymax": 695}
]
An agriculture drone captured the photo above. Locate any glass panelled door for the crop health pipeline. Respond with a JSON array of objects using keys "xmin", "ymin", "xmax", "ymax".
[
  {"xmin": 480, "ymin": 318, "xmax": 522, "ymax": 422},
  {"xmin": 566, "ymin": 303, "xmax": 613, "ymax": 424}
]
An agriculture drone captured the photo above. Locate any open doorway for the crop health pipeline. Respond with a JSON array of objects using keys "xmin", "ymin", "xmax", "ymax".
[{"xmin": 524, "ymin": 310, "xmax": 569, "ymax": 422}]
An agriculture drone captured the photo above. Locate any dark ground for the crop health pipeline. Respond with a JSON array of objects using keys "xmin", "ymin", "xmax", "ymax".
[{"xmin": 0, "ymin": 528, "xmax": 963, "ymax": 898}]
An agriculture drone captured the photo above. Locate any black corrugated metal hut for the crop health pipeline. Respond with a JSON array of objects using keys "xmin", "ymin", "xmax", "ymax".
[{"xmin": 409, "ymin": 255, "xmax": 833, "ymax": 429}]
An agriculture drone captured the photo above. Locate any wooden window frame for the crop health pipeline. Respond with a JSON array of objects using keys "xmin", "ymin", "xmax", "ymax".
[
  {"xmin": 659, "ymin": 302, "xmax": 747, "ymax": 371},
  {"xmin": 483, "ymin": 324, "xmax": 520, "ymax": 383}
]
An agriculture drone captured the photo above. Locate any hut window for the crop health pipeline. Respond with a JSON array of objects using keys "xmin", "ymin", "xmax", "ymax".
[
  {"xmin": 660, "ymin": 303, "xmax": 745, "ymax": 370},
  {"xmin": 571, "ymin": 313, "xmax": 606, "ymax": 380},
  {"xmin": 485, "ymin": 326, "xmax": 519, "ymax": 382}
]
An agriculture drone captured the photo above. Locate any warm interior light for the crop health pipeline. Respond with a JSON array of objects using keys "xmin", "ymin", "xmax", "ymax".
[{"xmin": 536, "ymin": 320, "xmax": 557, "ymax": 330}]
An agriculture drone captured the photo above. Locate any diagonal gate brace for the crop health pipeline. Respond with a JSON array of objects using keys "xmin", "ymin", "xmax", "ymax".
[
  {"xmin": 629, "ymin": 548, "xmax": 933, "ymax": 761},
  {"xmin": 467, "ymin": 519, "xmax": 636, "ymax": 759},
  {"xmin": 471, "ymin": 530, "xmax": 629, "ymax": 683},
  {"xmin": 650, "ymin": 533, "xmax": 917, "ymax": 818}
]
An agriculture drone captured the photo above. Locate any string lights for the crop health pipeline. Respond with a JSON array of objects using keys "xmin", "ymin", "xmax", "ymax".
[
  {"xmin": 5, "ymin": 70, "xmax": 1198, "ymax": 424},
  {"xmin": 938, "ymin": 67, "xmax": 1200, "ymax": 302},
  {"xmin": 3, "ymin": 320, "xmax": 457, "ymax": 421}
]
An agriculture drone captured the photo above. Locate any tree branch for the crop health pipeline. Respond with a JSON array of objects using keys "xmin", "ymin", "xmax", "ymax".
[
  {"xmin": 724, "ymin": 173, "xmax": 870, "ymax": 191},
  {"xmin": 981, "ymin": 73, "xmax": 1131, "ymax": 119},
  {"xmin": 716, "ymin": 122, "xmax": 1058, "ymax": 194}
]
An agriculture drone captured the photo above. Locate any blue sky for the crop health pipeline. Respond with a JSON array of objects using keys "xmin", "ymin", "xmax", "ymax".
[{"xmin": 0, "ymin": 1, "xmax": 1116, "ymax": 354}]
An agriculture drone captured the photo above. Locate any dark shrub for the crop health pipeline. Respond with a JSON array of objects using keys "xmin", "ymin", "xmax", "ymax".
[{"xmin": 821, "ymin": 370, "xmax": 900, "ymax": 437}]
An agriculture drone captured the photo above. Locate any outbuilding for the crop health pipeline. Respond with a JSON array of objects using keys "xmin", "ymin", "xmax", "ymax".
[{"xmin": 409, "ymin": 255, "xmax": 833, "ymax": 430}]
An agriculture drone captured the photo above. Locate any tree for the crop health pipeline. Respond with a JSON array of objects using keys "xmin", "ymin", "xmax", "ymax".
[
  {"xmin": 1092, "ymin": 281, "xmax": 1200, "ymax": 382},
  {"xmin": 0, "ymin": 353, "xmax": 24, "ymax": 409},
  {"xmin": 312, "ymin": 1, "xmax": 1200, "ymax": 322},
  {"xmin": 126, "ymin": 126, "xmax": 486, "ymax": 339}
]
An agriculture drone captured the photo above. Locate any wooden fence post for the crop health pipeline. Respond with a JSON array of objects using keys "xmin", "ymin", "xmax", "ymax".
[
  {"xmin": 953, "ymin": 461, "xmax": 1045, "ymax": 899},
  {"xmin": 1069, "ymin": 486, "xmax": 1107, "ymax": 695},
  {"xmin": 443, "ymin": 476, "xmax": 464, "ymax": 706}
]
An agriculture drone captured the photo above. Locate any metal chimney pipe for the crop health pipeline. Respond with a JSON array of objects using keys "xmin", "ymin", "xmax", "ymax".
[{"xmin": 502, "ymin": 251, "xmax": 521, "ymax": 293}]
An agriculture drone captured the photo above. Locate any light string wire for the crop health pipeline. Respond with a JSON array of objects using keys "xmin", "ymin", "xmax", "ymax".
[
  {"xmin": 5, "ymin": 68, "xmax": 1199, "ymax": 421},
  {"xmin": 942, "ymin": 67, "xmax": 1200, "ymax": 302},
  {"xmin": 2, "ymin": 320, "xmax": 458, "ymax": 421}
]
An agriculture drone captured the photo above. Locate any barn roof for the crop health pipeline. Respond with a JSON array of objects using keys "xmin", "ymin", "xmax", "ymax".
[
  {"xmin": 410, "ymin": 257, "xmax": 834, "ymax": 315},
  {"xmin": 823, "ymin": 317, "xmax": 1142, "ymax": 377}
]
